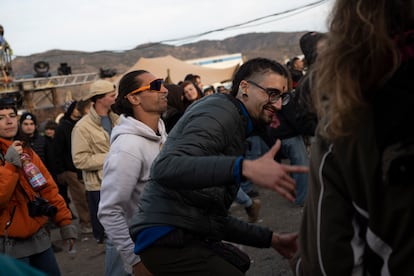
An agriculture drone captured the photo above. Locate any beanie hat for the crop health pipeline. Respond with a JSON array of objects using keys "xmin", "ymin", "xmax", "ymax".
[
  {"xmin": 83, "ymin": 79, "xmax": 116, "ymax": 100},
  {"xmin": 20, "ymin": 112, "xmax": 37, "ymax": 125}
]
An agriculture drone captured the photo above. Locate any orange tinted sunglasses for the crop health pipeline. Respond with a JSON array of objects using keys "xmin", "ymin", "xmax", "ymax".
[{"xmin": 127, "ymin": 79, "xmax": 164, "ymax": 96}]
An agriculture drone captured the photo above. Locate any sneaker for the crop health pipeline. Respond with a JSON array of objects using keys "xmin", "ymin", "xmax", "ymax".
[
  {"xmin": 245, "ymin": 199, "xmax": 261, "ymax": 223},
  {"xmin": 80, "ymin": 225, "xmax": 93, "ymax": 234}
]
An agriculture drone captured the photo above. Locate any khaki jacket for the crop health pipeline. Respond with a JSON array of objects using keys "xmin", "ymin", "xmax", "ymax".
[{"xmin": 71, "ymin": 105, "xmax": 119, "ymax": 191}]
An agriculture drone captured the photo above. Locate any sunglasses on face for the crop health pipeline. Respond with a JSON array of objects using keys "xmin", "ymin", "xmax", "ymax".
[
  {"xmin": 246, "ymin": 80, "xmax": 290, "ymax": 105},
  {"xmin": 127, "ymin": 78, "xmax": 164, "ymax": 96}
]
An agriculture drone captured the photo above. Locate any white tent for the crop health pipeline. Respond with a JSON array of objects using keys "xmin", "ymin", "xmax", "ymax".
[{"xmin": 127, "ymin": 55, "xmax": 239, "ymax": 85}]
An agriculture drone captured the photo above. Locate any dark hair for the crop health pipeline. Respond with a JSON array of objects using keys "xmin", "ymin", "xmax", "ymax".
[
  {"xmin": 77, "ymin": 99, "xmax": 91, "ymax": 116},
  {"xmin": 184, "ymin": 74, "xmax": 200, "ymax": 82},
  {"xmin": 113, "ymin": 70, "xmax": 149, "ymax": 116},
  {"xmin": 45, "ymin": 120, "xmax": 58, "ymax": 130},
  {"xmin": 181, "ymin": 80, "xmax": 203, "ymax": 107},
  {"xmin": 203, "ymin": 86, "xmax": 215, "ymax": 94},
  {"xmin": 90, "ymin": 93, "xmax": 106, "ymax": 103},
  {"xmin": 63, "ymin": 100, "xmax": 78, "ymax": 119},
  {"xmin": 165, "ymin": 84, "xmax": 185, "ymax": 111},
  {"xmin": 231, "ymin": 58, "xmax": 289, "ymax": 96},
  {"xmin": 0, "ymin": 97, "xmax": 17, "ymax": 113},
  {"xmin": 299, "ymin": 31, "xmax": 327, "ymax": 66}
]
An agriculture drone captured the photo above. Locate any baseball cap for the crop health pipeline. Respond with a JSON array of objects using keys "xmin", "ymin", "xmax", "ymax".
[{"xmin": 83, "ymin": 79, "xmax": 116, "ymax": 100}]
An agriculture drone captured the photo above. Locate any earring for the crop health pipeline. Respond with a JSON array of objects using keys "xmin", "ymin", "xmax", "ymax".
[{"xmin": 239, "ymin": 87, "xmax": 248, "ymax": 97}]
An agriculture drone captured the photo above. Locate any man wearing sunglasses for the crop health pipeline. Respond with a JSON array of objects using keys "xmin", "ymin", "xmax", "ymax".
[
  {"xmin": 130, "ymin": 58, "xmax": 308, "ymax": 275},
  {"xmin": 99, "ymin": 71, "xmax": 167, "ymax": 276}
]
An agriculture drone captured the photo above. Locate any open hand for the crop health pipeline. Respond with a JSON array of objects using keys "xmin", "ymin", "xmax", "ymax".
[{"xmin": 242, "ymin": 140, "xmax": 309, "ymax": 202}]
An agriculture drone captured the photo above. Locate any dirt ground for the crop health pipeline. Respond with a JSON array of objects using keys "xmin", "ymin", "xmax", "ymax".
[{"xmin": 52, "ymin": 186, "xmax": 303, "ymax": 276}]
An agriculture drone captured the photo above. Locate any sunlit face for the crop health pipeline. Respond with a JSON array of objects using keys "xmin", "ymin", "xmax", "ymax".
[
  {"xmin": 97, "ymin": 91, "xmax": 117, "ymax": 110},
  {"xmin": 21, "ymin": 119, "xmax": 36, "ymax": 136},
  {"xmin": 183, "ymin": 83, "xmax": 199, "ymax": 102},
  {"xmin": 0, "ymin": 108, "xmax": 18, "ymax": 139},
  {"xmin": 242, "ymin": 72, "xmax": 288, "ymax": 125},
  {"xmin": 133, "ymin": 73, "xmax": 168, "ymax": 114}
]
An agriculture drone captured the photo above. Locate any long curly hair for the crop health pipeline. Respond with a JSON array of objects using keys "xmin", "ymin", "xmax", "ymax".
[{"xmin": 313, "ymin": 0, "xmax": 409, "ymax": 139}]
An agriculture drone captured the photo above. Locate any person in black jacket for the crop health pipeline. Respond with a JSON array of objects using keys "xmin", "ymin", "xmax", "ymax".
[
  {"xmin": 266, "ymin": 90, "xmax": 309, "ymax": 207},
  {"xmin": 129, "ymin": 58, "xmax": 308, "ymax": 275},
  {"xmin": 54, "ymin": 100, "xmax": 92, "ymax": 234},
  {"xmin": 17, "ymin": 112, "xmax": 46, "ymax": 163},
  {"xmin": 291, "ymin": 0, "xmax": 414, "ymax": 274}
]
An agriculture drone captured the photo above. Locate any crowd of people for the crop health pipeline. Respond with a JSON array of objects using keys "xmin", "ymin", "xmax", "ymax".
[{"xmin": 0, "ymin": 0, "xmax": 413, "ymax": 274}]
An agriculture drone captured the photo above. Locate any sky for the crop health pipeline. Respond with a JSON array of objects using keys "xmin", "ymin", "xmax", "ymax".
[{"xmin": 1, "ymin": 0, "xmax": 333, "ymax": 57}]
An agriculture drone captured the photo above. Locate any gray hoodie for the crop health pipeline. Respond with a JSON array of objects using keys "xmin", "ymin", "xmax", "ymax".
[{"xmin": 98, "ymin": 114, "xmax": 167, "ymax": 271}]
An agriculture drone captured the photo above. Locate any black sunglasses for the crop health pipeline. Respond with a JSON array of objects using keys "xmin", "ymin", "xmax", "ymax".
[
  {"xmin": 127, "ymin": 78, "xmax": 164, "ymax": 96},
  {"xmin": 246, "ymin": 80, "xmax": 290, "ymax": 105}
]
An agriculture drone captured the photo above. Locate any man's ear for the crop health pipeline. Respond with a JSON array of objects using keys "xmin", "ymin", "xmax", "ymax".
[
  {"xmin": 126, "ymin": 94, "xmax": 140, "ymax": 106},
  {"xmin": 239, "ymin": 80, "xmax": 248, "ymax": 91},
  {"xmin": 239, "ymin": 80, "xmax": 248, "ymax": 96}
]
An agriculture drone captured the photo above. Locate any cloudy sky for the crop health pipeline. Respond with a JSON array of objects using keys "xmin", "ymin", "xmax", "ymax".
[{"xmin": 1, "ymin": 0, "xmax": 333, "ymax": 56}]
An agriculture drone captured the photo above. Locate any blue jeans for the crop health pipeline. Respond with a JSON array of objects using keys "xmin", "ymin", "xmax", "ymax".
[
  {"xmin": 280, "ymin": 136, "xmax": 309, "ymax": 205},
  {"xmin": 234, "ymin": 188, "xmax": 252, "ymax": 207},
  {"xmin": 18, "ymin": 247, "xmax": 61, "ymax": 276},
  {"xmin": 105, "ymin": 239, "xmax": 130, "ymax": 276},
  {"xmin": 236, "ymin": 136, "xmax": 269, "ymax": 199}
]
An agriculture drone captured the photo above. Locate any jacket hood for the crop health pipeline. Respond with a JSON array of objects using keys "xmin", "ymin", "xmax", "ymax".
[
  {"xmin": 63, "ymin": 100, "xmax": 77, "ymax": 120},
  {"xmin": 110, "ymin": 114, "xmax": 166, "ymax": 144}
]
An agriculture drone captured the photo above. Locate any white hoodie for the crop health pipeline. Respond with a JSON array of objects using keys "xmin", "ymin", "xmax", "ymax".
[{"xmin": 98, "ymin": 114, "xmax": 167, "ymax": 271}]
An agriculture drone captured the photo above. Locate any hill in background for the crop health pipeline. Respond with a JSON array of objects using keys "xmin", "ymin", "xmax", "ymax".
[{"xmin": 11, "ymin": 31, "xmax": 307, "ymax": 79}]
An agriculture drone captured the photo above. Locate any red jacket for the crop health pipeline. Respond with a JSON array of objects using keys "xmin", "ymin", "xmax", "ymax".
[{"xmin": 0, "ymin": 137, "xmax": 72, "ymax": 239}]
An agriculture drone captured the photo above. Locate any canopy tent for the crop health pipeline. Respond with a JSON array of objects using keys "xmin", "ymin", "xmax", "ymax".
[{"xmin": 126, "ymin": 55, "xmax": 239, "ymax": 86}]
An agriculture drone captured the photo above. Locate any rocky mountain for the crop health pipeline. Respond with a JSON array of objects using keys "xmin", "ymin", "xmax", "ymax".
[{"xmin": 11, "ymin": 31, "xmax": 307, "ymax": 77}]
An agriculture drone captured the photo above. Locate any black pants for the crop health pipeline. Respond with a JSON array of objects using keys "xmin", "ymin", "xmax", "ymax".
[
  {"xmin": 141, "ymin": 242, "xmax": 245, "ymax": 276},
  {"xmin": 87, "ymin": 190, "xmax": 105, "ymax": 242}
]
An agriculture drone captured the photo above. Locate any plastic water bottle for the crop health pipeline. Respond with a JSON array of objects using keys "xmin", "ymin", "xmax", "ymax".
[{"xmin": 21, "ymin": 153, "xmax": 47, "ymax": 191}]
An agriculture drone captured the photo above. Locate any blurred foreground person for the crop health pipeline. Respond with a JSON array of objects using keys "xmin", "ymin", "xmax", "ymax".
[
  {"xmin": 0, "ymin": 97, "xmax": 77, "ymax": 275},
  {"xmin": 54, "ymin": 100, "xmax": 92, "ymax": 234},
  {"xmin": 98, "ymin": 70, "xmax": 167, "ymax": 275},
  {"xmin": 292, "ymin": 0, "xmax": 414, "ymax": 275},
  {"xmin": 130, "ymin": 58, "xmax": 308, "ymax": 275}
]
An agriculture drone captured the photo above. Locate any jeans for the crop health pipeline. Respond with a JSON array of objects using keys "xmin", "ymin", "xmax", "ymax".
[
  {"xmin": 105, "ymin": 239, "xmax": 130, "ymax": 276},
  {"xmin": 18, "ymin": 247, "xmax": 61, "ymax": 276},
  {"xmin": 280, "ymin": 135, "xmax": 309, "ymax": 205},
  {"xmin": 235, "ymin": 136, "xmax": 269, "ymax": 204},
  {"xmin": 234, "ymin": 188, "xmax": 252, "ymax": 207}
]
